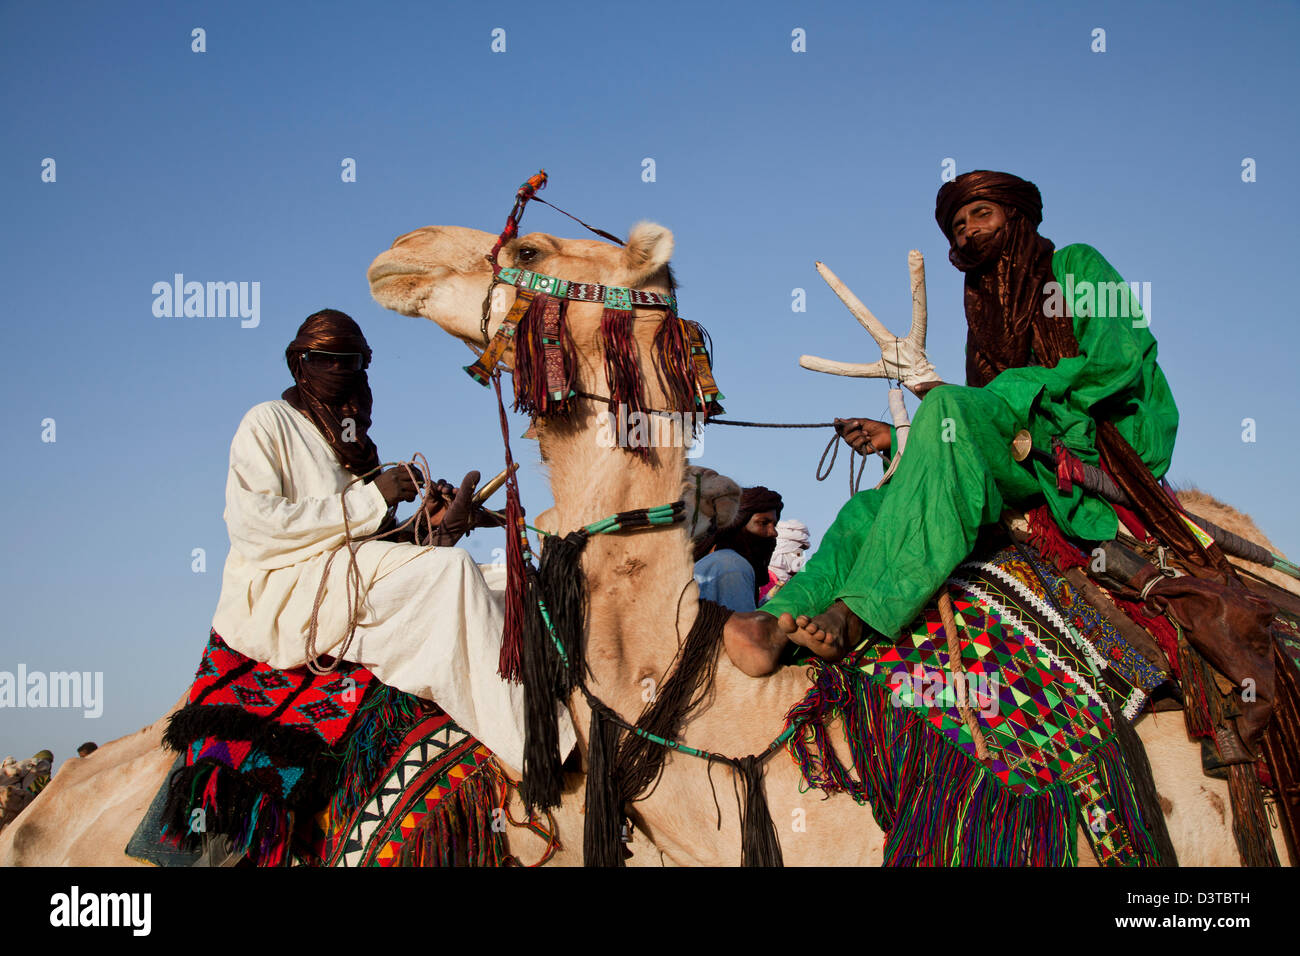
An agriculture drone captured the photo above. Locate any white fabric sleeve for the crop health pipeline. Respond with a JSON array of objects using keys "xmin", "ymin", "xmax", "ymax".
[{"xmin": 224, "ymin": 411, "xmax": 390, "ymax": 570}]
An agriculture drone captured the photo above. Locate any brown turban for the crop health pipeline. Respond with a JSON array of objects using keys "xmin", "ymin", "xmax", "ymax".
[
  {"xmin": 934, "ymin": 171, "xmax": 1076, "ymax": 388},
  {"xmin": 693, "ymin": 486, "xmax": 784, "ymax": 603},
  {"xmin": 934, "ymin": 170, "xmax": 1044, "ymax": 242},
  {"xmin": 282, "ymin": 309, "xmax": 381, "ymax": 478},
  {"xmin": 735, "ymin": 486, "xmax": 783, "ymax": 527}
]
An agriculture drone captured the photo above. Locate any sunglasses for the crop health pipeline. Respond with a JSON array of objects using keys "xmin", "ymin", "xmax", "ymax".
[{"xmin": 301, "ymin": 350, "xmax": 367, "ymax": 371}]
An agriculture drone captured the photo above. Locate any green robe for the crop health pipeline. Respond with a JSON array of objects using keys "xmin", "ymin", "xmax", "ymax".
[{"xmin": 762, "ymin": 244, "xmax": 1179, "ymax": 638}]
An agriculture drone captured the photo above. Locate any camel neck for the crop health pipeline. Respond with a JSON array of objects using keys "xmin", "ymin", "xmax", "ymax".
[{"xmin": 537, "ymin": 408, "xmax": 697, "ymax": 712}]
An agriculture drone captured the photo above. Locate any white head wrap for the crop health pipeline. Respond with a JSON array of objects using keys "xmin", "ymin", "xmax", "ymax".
[{"xmin": 768, "ymin": 519, "xmax": 811, "ymax": 582}]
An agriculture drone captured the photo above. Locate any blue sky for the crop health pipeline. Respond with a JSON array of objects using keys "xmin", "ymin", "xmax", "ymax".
[{"xmin": 2, "ymin": 0, "xmax": 1297, "ymax": 768}]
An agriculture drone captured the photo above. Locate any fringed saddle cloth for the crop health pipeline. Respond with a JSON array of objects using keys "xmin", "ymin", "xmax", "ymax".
[
  {"xmin": 307, "ymin": 710, "xmax": 508, "ymax": 867},
  {"xmin": 786, "ymin": 544, "xmax": 1168, "ymax": 866},
  {"xmin": 158, "ymin": 630, "xmax": 511, "ymax": 867}
]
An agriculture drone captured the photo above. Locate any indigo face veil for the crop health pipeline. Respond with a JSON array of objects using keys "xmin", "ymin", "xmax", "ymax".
[{"xmin": 282, "ymin": 309, "xmax": 381, "ymax": 478}]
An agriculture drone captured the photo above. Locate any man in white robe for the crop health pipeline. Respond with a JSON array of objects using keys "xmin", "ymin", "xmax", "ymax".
[{"xmin": 210, "ymin": 309, "xmax": 573, "ymax": 773}]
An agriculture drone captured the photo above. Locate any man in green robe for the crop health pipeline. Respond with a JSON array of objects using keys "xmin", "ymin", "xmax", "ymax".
[{"xmin": 722, "ymin": 170, "xmax": 1180, "ymax": 678}]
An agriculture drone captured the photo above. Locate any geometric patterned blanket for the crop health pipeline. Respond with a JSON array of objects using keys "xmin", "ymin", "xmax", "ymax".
[
  {"xmin": 786, "ymin": 542, "xmax": 1172, "ymax": 866},
  {"xmin": 312, "ymin": 710, "xmax": 507, "ymax": 867},
  {"xmin": 868, "ymin": 545, "xmax": 1167, "ymax": 796},
  {"xmin": 159, "ymin": 630, "xmax": 380, "ymax": 865},
  {"xmin": 155, "ymin": 629, "xmax": 516, "ymax": 867}
]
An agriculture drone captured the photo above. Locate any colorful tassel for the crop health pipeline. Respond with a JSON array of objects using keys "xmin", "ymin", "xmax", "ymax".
[
  {"xmin": 512, "ymin": 293, "xmax": 576, "ymax": 418},
  {"xmin": 784, "ymin": 663, "xmax": 1168, "ymax": 866}
]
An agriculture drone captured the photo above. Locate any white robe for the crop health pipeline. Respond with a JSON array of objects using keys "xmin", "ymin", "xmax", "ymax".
[{"xmin": 211, "ymin": 400, "xmax": 574, "ymax": 772}]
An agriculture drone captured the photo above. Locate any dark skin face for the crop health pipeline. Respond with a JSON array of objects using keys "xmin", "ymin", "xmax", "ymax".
[
  {"xmin": 744, "ymin": 510, "xmax": 780, "ymax": 538},
  {"xmin": 950, "ymin": 199, "xmax": 1007, "ymax": 249}
]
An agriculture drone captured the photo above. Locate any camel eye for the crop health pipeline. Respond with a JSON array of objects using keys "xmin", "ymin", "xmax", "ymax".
[{"xmin": 518, "ymin": 247, "xmax": 538, "ymax": 264}]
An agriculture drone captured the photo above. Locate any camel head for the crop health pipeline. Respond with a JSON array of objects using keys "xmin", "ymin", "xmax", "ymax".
[
  {"xmin": 368, "ymin": 222, "xmax": 676, "ymax": 368},
  {"xmin": 368, "ymin": 219, "xmax": 726, "ymax": 492}
]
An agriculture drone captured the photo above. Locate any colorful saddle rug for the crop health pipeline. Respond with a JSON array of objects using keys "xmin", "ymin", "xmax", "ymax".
[
  {"xmin": 785, "ymin": 543, "xmax": 1170, "ymax": 867},
  {"xmin": 309, "ymin": 710, "xmax": 510, "ymax": 867},
  {"xmin": 156, "ymin": 630, "xmax": 514, "ymax": 867},
  {"xmin": 159, "ymin": 630, "xmax": 381, "ymax": 865}
]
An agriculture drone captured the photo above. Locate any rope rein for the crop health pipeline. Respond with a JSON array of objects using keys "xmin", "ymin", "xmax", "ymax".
[{"xmin": 304, "ymin": 452, "xmax": 440, "ymax": 675}]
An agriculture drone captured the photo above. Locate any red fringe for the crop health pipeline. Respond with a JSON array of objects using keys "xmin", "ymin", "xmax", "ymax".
[
  {"xmin": 651, "ymin": 313, "xmax": 698, "ymax": 416},
  {"xmin": 1025, "ymin": 504, "xmax": 1090, "ymax": 572},
  {"xmin": 499, "ymin": 490, "xmax": 526, "ymax": 681},
  {"xmin": 512, "ymin": 293, "xmax": 575, "ymax": 419},
  {"xmin": 1112, "ymin": 595, "xmax": 1182, "ymax": 678},
  {"xmin": 1176, "ymin": 644, "xmax": 1215, "ymax": 739},
  {"xmin": 599, "ymin": 308, "xmax": 649, "ymax": 456},
  {"xmin": 493, "ymin": 373, "xmax": 526, "ymax": 681}
]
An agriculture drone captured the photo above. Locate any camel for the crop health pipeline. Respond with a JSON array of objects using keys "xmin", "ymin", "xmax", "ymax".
[
  {"xmin": 5, "ymin": 222, "xmax": 1292, "ymax": 868},
  {"xmin": 362, "ymin": 219, "xmax": 1295, "ymax": 866},
  {"xmin": 0, "ymin": 694, "xmax": 600, "ymax": 868}
]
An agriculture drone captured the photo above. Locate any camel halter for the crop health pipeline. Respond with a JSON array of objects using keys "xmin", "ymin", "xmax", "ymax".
[{"xmin": 465, "ymin": 170, "xmax": 723, "ymax": 425}]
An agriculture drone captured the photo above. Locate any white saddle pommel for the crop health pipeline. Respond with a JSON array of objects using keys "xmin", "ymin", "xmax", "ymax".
[
  {"xmin": 888, "ymin": 387, "xmax": 911, "ymax": 457},
  {"xmin": 799, "ymin": 250, "xmax": 943, "ymax": 392}
]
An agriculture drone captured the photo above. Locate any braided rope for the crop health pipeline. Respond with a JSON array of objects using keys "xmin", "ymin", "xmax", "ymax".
[
  {"xmin": 304, "ymin": 453, "xmax": 438, "ymax": 675},
  {"xmin": 936, "ymin": 586, "xmax": 990, "ymax": 761}
]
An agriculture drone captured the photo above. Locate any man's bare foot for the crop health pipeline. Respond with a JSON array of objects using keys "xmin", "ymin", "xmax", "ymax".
[
  {"xmin": 723, "ymin": 611, "xmax": 787, "ymax": 677},
  {"xmin": 778, "ymin": 600, "xmax": 861, "ymax": 663}
]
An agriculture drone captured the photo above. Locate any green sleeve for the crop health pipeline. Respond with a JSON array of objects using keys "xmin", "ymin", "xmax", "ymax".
[
  {"xmin": 760, "ymin": 488, "xmax": 888, "ymax": 621},
  {"xmin": 881, "ymin": 425, "xmax": 898, "ymax": 466}
]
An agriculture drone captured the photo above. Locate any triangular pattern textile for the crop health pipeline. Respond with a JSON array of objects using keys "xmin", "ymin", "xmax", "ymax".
[{"xmin": 784, "ymin": 545, "xmax": 1168, "ymax": 866}]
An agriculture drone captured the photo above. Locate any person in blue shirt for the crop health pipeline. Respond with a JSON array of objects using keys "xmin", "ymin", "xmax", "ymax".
[{"xmin": 693, "ymin": 486, "xmax": 783, "ymax": 612}]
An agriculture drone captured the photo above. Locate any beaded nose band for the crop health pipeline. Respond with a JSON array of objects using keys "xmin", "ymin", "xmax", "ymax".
[{"xmin": 465, "ymin": 171, "xmax": 722, "ymax": 426}]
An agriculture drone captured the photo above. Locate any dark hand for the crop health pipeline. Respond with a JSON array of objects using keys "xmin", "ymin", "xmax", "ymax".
[
  {"xmin": 374, "ymin": 464, "xmax": 425, "ymax": 506},
  {"xmin": 431, "ymin": 471, "xmax": 481, "ymax": 547},
  {"xmin": 910, "ymin": 380, "xmax": 946, "ymax": 400},
  {"xmin": 419, "ymin": 478, "xmax": 456, "ymax": 528},
  {"xmin": 834, "ymin": 418, "xmax": 892, "ymax": 456}
]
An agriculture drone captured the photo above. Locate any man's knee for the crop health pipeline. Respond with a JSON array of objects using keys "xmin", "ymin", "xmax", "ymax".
[
  {"xmin": 914, "ymin": 384, "xmax": 966, "ymax": 420},
  {"xmin": 913, "ymin": 384, "xmax": 1009, "ymax": 443}
]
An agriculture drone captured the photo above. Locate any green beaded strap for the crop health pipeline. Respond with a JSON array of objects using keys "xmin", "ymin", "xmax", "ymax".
[
  {"xmin": 497, "ymin": 266, "xmax": 678, "ymax": 312},
  {"xmin": 529, "ymin": 497, "xmax": 796, "ymax": 764}
]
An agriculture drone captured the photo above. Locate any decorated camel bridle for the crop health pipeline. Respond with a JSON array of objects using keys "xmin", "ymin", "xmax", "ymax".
[
  {"xmin": 461, "ymin": 170, "xmax": 726, "ymax": 678},
  {"xmin": 464, "ymin": 171, "xmax": 722, "ymax": 424}
]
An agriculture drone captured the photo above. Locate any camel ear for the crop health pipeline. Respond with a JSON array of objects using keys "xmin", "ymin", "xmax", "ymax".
[{"xmin": 623, "ymin": 221, "xmax": 674, "ymax": 285}]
